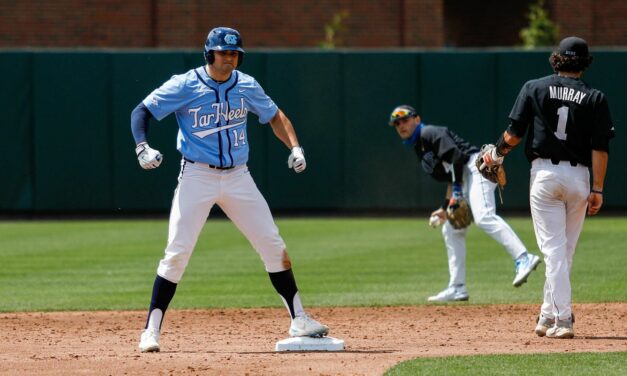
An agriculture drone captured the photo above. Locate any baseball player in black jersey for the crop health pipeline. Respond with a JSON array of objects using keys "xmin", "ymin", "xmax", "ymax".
[
  {"xmin": 480, "ymin": 36, "xmax": 615, "ymax": 338},
  {"xmin": 389, "ymin": 105, "xmax": 541, "ymax": 302}
]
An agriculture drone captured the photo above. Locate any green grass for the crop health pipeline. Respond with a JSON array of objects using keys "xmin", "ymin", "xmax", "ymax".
[
  {"xmin": 0, "ymin": 217, "xmax": 625, "ymax": 312},
  {"xmin": 384, "ymin": 351, "xmax": 627, "ymax": 376}
]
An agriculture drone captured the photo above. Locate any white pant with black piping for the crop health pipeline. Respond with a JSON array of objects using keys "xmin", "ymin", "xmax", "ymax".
[
  {"xmin": 530, "ymin": 158, "xmax": 589, "ymax": 321},
  {"xmin": 442, "ymin": 153, "xmax": 528, "ymax": 287},
  {"xmin": 156, "ymin": 161, "xmax": 287, "ymax": 283}
]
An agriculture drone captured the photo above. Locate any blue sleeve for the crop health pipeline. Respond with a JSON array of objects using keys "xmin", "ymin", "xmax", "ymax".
[
  {"xmin": 246, "ymin": 79, "xmax": 278, "ymax": 124},
  {"xmin": 142, "ymin": 74, "xmax": 189, "ymax": 121},
  {"xmin": 130, "ymin": 102, "xmax": 153, "ymax": 145}
]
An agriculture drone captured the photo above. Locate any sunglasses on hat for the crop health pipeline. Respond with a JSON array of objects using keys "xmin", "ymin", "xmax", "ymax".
[{"xmin": 389, "ymin": 107, "xmax": 416, "ymax": 126}]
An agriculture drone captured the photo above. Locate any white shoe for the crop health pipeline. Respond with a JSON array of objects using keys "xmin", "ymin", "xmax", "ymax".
[
  {"xmin": 534, "ymin": 314, "xmax": 555, "ymax": 337},
  {"xmin": 139, "ymin": 328, "xmax": 160, "ymax": 352},
  {"xmin": 546, "ymin": 316, "xmax": 575, "ymax": 339},
  {"xmin": 513, "ymin": 253, "xmax": 541, "ymax": 287},
  {"xmin": 427, "ymin": 285, "xmax": 469, "ymax": 302},
  {"xmin": 289, "ymin": 315, "xmax": 329, "ymax": 338}
]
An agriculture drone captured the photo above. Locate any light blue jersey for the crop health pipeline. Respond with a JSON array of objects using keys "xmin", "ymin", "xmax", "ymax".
[{"xmin": 143, "ymin": 67, "xmax": 278, "ymax": 167}]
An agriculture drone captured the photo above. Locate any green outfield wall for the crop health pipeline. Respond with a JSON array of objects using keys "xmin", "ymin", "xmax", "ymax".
[{"xmin": 1, "ymin": 50, "xmax": 625, "ymax": 212}]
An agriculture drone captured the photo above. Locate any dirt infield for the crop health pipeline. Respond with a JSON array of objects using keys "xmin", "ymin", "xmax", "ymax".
[{"xmin": 1, "ymin": 303, "xmax": 626, "ymax": 375}]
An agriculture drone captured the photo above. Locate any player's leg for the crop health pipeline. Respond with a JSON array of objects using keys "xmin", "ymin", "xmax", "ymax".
[
  {"xmin": 535, "ymin": 278, "xmax": 556, "ymax": 336},
  {"xmin": 466, "ymin": 156, "xmax": 527, "ymax": 259},
  {"xmin": 466, "ymin": 156, "xmax": 540, "ymax": 286},
  {"xmin": 548, "ymin": 165, "xmax": 588, "ymax": 338},
  {"xmin": 529, "ymin": 163, "xmax": 573, "ymax": 338},
  {"xmin": 140, "ymin": 161, "xmax": 218, "ymax": 352},
  {"xmin": 156, "ymin": 164, "xmax": 219, "ymax": 282},
  {"xmin": 564, "ymin": 199, "xmax": 587, "ymax": 270},
  {"xmin": 428, "ymin": 222, "xmax": 469, "ymax": 302},
  {"xmin": 218, "ymin": 167, "xmax": 328, "ymax": 337},
  {"xmin": 563, "ymin": 166, "xmax": 589, "ymax": 270}
]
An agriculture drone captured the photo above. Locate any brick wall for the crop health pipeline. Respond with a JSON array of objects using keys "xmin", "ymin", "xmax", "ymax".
[
  {"xmin": 591, "ymin": 0, "xmax": 627, "ymax": 45},
  {"xmin": 542, "ymin": 0, "xmax": 627, "ymax": 46},
  {"xmin": 444, "ymin": 0, "xmax": 531, "ymax": 47},
  {"xmin": 0, "ymin": 1, "xmax": 152, "ymax": 47},
  {"xmin": 404, "ymin": 0, "xmax": 444, "ymax": 47},
  {"xmin": 553, "ymin": 0, "xmax": 594, "ymax": 41},
  {"xmin": 0, "ymin": 0, "xmax": 625, "ymax": 48}
]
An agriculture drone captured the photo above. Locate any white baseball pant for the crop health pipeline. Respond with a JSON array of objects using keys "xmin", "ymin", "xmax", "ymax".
[
  {"xmin": 530, "ymin": 158, "xmax": 589, "ymax": 321},
  {"xmin": 442, "ymin": 153, "xmax": 528, "ymax": 287},
  {"xmin": 156, "ymin": 160, "xmax": 287, "ymax": 283}
]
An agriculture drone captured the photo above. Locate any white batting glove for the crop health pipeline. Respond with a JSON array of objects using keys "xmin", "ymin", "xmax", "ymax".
[
  {"xmin": 287, "ymin": 146, "xmax": 306, "ymax": 173},
  {"xmin": 136, "ymin": 143, "xmax": 163, "ymax": 169},
  {"xmin": 479, "ymin": 144, "xmax": 504, "ymax": 170}
]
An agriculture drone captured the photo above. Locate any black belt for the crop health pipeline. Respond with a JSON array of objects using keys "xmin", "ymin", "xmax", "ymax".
[
  {"xmin": 184, "ymin": 157, "xmax": 234, "ymax": 170},
  {"xmin": 550, "ymin": 157, "xmax": 578, "ymax": 167}
]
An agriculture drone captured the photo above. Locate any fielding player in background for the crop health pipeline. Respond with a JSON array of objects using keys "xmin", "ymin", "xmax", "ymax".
[
  {"xmin": 480, "ymin": 36, "xmax": 615, "ymax": 339},
  {"xmin": 130, "ymin": 27, "xmax": 328, "ymax": 352},
  {"xmin": 388, "ymin": 105, "xmax": 541, "ymax": 302}
]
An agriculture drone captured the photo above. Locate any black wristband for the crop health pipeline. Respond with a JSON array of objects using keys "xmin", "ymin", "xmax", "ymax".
[
  {"xmin": 135, "ymin": 143, "xmax": 147, "ymax": 156},
  {"xmin": 495, "ymin": 133, "xmax": 513, "ymax": 156},
  {"xmin": 441, "ymin": 198, "xmax": 450, "ymax": 210},
  {"xmin": 591, "ymin": 189, "xmax": 603, "ymax": 194}
]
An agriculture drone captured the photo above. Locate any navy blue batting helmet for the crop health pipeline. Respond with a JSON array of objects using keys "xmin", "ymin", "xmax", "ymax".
[{"xmin": 204, "ymin": 27, "xmax": 245, "ymax": 66}]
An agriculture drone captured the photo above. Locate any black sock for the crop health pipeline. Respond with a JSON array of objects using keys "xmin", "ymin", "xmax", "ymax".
[
  {"xmin": 268, "ymin": 269, "xmax": 299, "ymax": 319},
  {"xmin": 145, "ymin": 275, "xmax": 177, "ymax": 329}
]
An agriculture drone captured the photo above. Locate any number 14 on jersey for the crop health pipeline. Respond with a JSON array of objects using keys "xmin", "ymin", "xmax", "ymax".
[{"xmin": 232, "ymin": 128, "xmax": 247, "ymax": 147}]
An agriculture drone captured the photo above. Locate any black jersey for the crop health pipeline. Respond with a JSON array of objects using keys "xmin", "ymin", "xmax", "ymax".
[
  {"xmin": 413, "ymin": 125, "xmax": 479, "ymax": 183},
  {"xmin": 507, "ymin": 74, "xmax": 615, "ymax": 167}
]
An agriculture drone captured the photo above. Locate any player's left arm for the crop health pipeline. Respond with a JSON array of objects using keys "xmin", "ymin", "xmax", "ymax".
[
  {"xmin": 587, "ymin": 150, "xmax": 608, "ymax": 215},
  {"xmin": 269, "ymin": 109, "xmax": 300, "ymax": 149},
  {"xmin": 269, "ymin": 109, "xmax": 306, "ymax": 173},
  {"xmin": 588, "ymin": 93, "xmax": 615, "ymax": 215}
]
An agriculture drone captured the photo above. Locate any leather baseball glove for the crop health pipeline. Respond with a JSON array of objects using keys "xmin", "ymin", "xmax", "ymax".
[
  {"xmin": 476, "ymin": 144, "xmax": 506, "ymax": 187},
  {"xmin": 446, "ymin": 196, "xmax": 473, "ymax": 229}
]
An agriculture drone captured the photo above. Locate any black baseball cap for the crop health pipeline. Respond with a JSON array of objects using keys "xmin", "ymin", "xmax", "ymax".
[{"xmin": 557, "ymin": 36, "xmax": 589, "ymax": 58}]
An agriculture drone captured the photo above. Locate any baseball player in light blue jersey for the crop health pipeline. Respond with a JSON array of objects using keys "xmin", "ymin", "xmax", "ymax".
[{"xmin": 131, "ymin": 27, "xmax": 329, "ymax": 353}]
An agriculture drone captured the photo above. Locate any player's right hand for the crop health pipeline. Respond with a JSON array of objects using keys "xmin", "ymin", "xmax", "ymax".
[
  {"xmin": 479, "ymin": 144, "xmax": 504, "ymax": 170},
  {"xmin": 136, "ymin": 142, "xmax": 163, "ymax": 169},
  {"xmin": 287, "ymin": 146, "xmax": 306, "ymax": 173},
  {"xmin": 429, "ymin": 208, "xmax": 447, "ymax": 228}
]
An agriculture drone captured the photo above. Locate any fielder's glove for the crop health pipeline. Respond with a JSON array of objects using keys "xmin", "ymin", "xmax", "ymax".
[
  {"xmin": 287, "ymin": 146, "xmax": 306, "ymax": 173},
  {"xmin": 446, "ymin": 190, "xmax": 473, "ymax": 229},
  {"xmin": 476, "ymin": 145, "xmax": 507, "ymax": 187},
  {"xmin": 136, "ymin": 142, "xmax": 163, "ymax": 169}
]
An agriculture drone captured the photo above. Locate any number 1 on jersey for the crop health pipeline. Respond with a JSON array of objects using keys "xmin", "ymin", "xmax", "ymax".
[{"xmin": 555, "ymin": 106, "xmax": 569, "ymax": 140}]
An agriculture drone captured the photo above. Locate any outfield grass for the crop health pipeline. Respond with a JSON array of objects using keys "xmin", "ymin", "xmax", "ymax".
[
  {"xmin": 0, "ymin": 217, "xmax": 625, "ymax": 312},
  {"xmin": 384, "ymin": 351, "xmax": 627, "ymax": 376}
]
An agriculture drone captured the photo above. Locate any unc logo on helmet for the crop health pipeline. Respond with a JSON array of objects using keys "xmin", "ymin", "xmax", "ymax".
[
  {"xmin": 224, "ymin": 34, "xmax": 238, "ymax": 45},
  {"xmin": 204, "ymin": 27, "xmax": 245, "ymax": 67}
]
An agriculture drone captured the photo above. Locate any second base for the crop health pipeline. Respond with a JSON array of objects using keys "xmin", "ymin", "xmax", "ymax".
[{"xmin": 275, "ymin": 336, "xmax": 345, "ymax": 352}]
